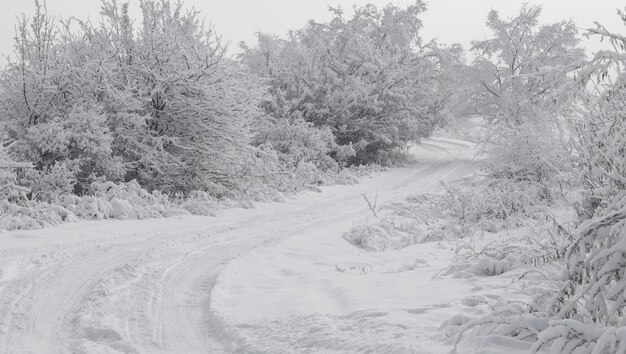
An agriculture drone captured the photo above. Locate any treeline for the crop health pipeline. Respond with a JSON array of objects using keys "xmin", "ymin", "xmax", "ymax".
[{"xmin": 0, "ymin": 0, "xmax": 457, "ymax": 204}]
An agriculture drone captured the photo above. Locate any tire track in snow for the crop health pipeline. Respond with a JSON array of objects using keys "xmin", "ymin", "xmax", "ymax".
[
  {"xmin": 0, "ymin": 138, "xmax": 477, "ymax": 353},
  {"xmin": 209, "ymin": 138, "xmax": 481, "ymax": 353}
]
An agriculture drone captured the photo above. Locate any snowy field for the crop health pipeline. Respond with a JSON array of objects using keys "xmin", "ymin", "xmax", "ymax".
[{"xmin": 0, "ymin": 137, "xmax": 498, "ymax": 353}]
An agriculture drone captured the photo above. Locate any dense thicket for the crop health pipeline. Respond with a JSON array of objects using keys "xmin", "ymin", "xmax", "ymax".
[
  {"xmin": 0, "ymin": 0, "xmax": 452, "ymax": 208},
  {"xmin": 532, "ymin": 16, "xmax": 626, "ymax": 352},
  {"xmin": 452, "ymin": 6, "xmax": 626, "ymax": 353},
  {"xmin": 241, "ymin": 2, "xmax": 460, "ymax": 164},
  {"xmin": 0, "ymin": 0, "xmax": 268, "ymax": 198}
]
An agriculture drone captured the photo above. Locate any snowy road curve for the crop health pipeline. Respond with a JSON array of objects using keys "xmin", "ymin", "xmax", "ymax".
[{"xmin": 0, "ymin": 137, "xmax": 477, "ymax": 353}]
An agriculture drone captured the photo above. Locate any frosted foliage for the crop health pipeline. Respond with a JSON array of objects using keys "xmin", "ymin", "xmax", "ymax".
[
  {"xmin": 253, "ymin": 117, "xmax": 342, "ymax": 171},
  {"xmin": 95, "ymin": 0, "xmax": 265, "ymax": 192},
  {"xmin": 0, "ymin": 145, "xmax": 30, "ymax": 201},
  {"xmin": 455, "ymin": 10, "xmax": 626, "ymax": 354},
  {"xmin": 468, "ymin": 5, "xmax": 584, "ymax": 184},
  {"xmin": 470, "ymin": 5, "xmax": 583, "ymax": 126},
  {"xmin": 532, "ymin": 14, "xmax": 626, "ymax": 352},
  {"xmin": 242, "ymin": 2, "xmax": 459, "ymax": 164},
  {"xmin": 532, "ymin": 194, "xmax": 626, "ymax": 353},
  {"xmin": 485, "ymin": 123, "xmax": 572, "ymax": 185},
  {"xmin": 0, "ymin": 0, "xmax": 264, "ymax": 195},
  {"xmin": 574, "ymin": 19, "xmax": 626, "ymax": 214}
]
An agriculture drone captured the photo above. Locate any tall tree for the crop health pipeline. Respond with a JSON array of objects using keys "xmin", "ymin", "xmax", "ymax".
[{"xmin": 468, "ymin": 5, "xmax": 585, "ymax": 184}]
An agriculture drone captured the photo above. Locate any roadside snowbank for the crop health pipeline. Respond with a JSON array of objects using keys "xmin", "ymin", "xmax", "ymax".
[{"xmin": 0, "ymin": 164, "xmax": 383, "ymax": 232}]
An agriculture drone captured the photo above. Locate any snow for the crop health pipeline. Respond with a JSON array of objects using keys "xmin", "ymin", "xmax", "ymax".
[
  {"xmin": 210, "ymin": 137, "xmax": 491, "ymax": 353},
  {"xmin": 0, "ymin": 137, "xmax": 541, "ymax": 353}
]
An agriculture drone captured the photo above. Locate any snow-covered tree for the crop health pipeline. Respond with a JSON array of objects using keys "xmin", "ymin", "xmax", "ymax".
[
  {"xmin": 76, "ymin": 0, "xmax": 266, "ymax": 193},
  {"xmin": 457, "ymin": 10, "xmax": 626, "ymax": 353},
  {"xmin": 0, "ymin": 1, "xmax": 124, "ymax": 197},
  {"xmin": 529, "ymin": 12, "xmax": 626, "ymax": 352},
  {"xmin": 468, "ymin": 5, "xmax": 585, "ymax": 185},
  {"xmin": 0, "ymin": 0, "xmax": 266, "ymax": 196},
  {"xmin": 242, "ymin": 2, "xmax": 457, "ymax": 164}
]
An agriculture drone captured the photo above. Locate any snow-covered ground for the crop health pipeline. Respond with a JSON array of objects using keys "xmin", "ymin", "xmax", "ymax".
[{"xmin": 0, "ymin": 137, "xmax": 487, "ymax": 353}]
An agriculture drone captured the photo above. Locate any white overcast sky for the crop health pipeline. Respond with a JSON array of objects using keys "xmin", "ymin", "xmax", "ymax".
[{"xmin": 0, "ymin": 0, "xmax": 624, "ymax": 62}]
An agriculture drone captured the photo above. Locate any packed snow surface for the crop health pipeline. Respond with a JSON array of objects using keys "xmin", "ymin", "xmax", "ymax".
[{"xmin": 0, "ymin": 137, "xmax": 498, "ymax": 353}]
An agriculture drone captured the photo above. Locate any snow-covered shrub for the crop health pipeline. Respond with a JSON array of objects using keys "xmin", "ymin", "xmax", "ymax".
[
  {"xmin": 177, "ymin": 191, "xmax": 220, "ymax": 216},
  {"xmin": 452, "ymin": 197, "xmax": 626, "ymax": 353},
  {"xmin": 10, "ymin": 106, "xmax": 124, "ymax": 198},
  {"xmin": 404, "ymin": 178, "xmax": 548, "ymax": 232},
  {"xmin": 467, "ymin": 5, "xmax": 583, "ymax": 186},
  {"xmin": 533, "ymin": 320, "xmax": 626, "ymax": 353},
  {"xmin": 528, "ymin": 14, "xmax": 626, "ymax": 353},
  {"xmin": 0, "ymin": 179, "xmax": 228, "ymax": 231},
  {"xmin": 574, "ymin": 92, "xmax": 626, "ymax": 220},
  {"xmin": 253, "ymin": 116, "xmax": 342, "ymax": 171},
  {"xmin": 245, "ymin": 116, "xmax": 366, "ymax": 194},
  {"xmin": 73, "ymin": 180, "xmax": 183, "ymax": 219},
  {"xmin": 452, "ymin": 304, "xmax": 551, "ymax": 352},
  {"xmin": 242, "ymin": 2, "xmax": 459, "ymax": 165},
  {"xmin": 250, "ymin": 115, "xmax": 354, "ymax": 191},
  {"xmin": 368, "ymin": 147, "xmax": 417, "ymax": 167},
  {"xmin": 446, "ymin": 220, "xmax": 571, "ymax": 278},
  {"xmin": 450, "ymin": 11, "xmax": 626, "ymax": 353},
  {"xmin": 19, "ymin": 108, "xmax": 121, "ymax": 183},
  {"xmin": 97, "ymin": 1, "xmax": 265, "ymax": 193},
  {"xmin": 0, "ymin": 200, "xmax": 78, "ymax": 230},
  {"xmin": 485, "ymin": 123, "xmax": 574, "ymax": 189},
  {"xmin": 345, "ymin": 176, "xmax": 552, "ymax": 252},
  {"xmin": 25, "ymin": 161, "xmax": 77, "ymax": 202},
  {"xmin": 0, "ymin": 144, "xmax": 31, "ymax": 201},
  {"xmin": 0, "ymin": 0, "xmax": 267, "ymax": 197},
  {"xmin": 525, "ymin": 193, "xmax": 626, "ymax": 353},
  {"xmin": 343, "ymin": 220, "xmax": 421, "ymax": 252}
]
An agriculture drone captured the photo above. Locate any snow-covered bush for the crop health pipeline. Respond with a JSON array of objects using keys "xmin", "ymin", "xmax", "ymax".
[
  {"xmin": 485, "ymin": 123, "xmax": 574, "ymax": 189},
  {"xmin": 254, "ymin": 117, "xmax": 339, "ymax": 170},
  {"xmin": 177, "ymin": 191, "xmax": 220, "ymax": 216},
  {"xmin": 0, "ymin": 144, "xmax": 31, "ymax": 201},
  {"xmin": 97, "ymin": 1, "xmax": 265, "ymax": 193},
  {"xmin": 242, "ymin": 2, "xmax": 458, "ymax": 164},
  {"xmin": 467, "ymin": 5, "xmax": 584, "ymax": 186},
  {"xmin": 0, "ymin": 179, "xmax": 231, "ymax": 231},
  {"xmin": 529, "ymin": 194, "xmax": 626, "ymax": 352},
  {"xmin": 437, "ymin": 179, "xmax": 549, "ymax": 225},
  {"xmin": 410, "ymin": 178, "xmax": 548, "ymax": 228},
  {"xmin": 451, "ymin": 11, "xmax": 626, "ymax": 353},
  {"xmin": 0, "ymin": 0, "xmax": 266, "ymax": 197},
  {"xmin": 25, "ymin": 161, "xmax": 77, "ymax": 202},
  {"xmin": 343, "ymin": 220, "xmax": 422, "ymax": 252},
  {"xmin": 0, "ymin": 200, "xmax": 78, "ymax": 230},
  {"xmin": 528, "ymin": 14, "xmax": 626, "ymax": 353},
  {"xmin": 0, "ymin": 4, "xmax": 124, "ymax": 194},
  {"xmin": 17, "ymin": 107, "xmax": 123, "ymax": 196},
  {"xmin": 344, "ymin": 177, "xmax": 551, "ymax": 251},
  {"xmin": 452, "ymin": 199, "xmax": 626, "ymax": 353}
]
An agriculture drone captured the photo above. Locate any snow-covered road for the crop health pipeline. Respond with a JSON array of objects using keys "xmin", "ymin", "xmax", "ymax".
[{"xmin": 0, "ymin": 137, "xmax": 478, "ymax": 353}]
